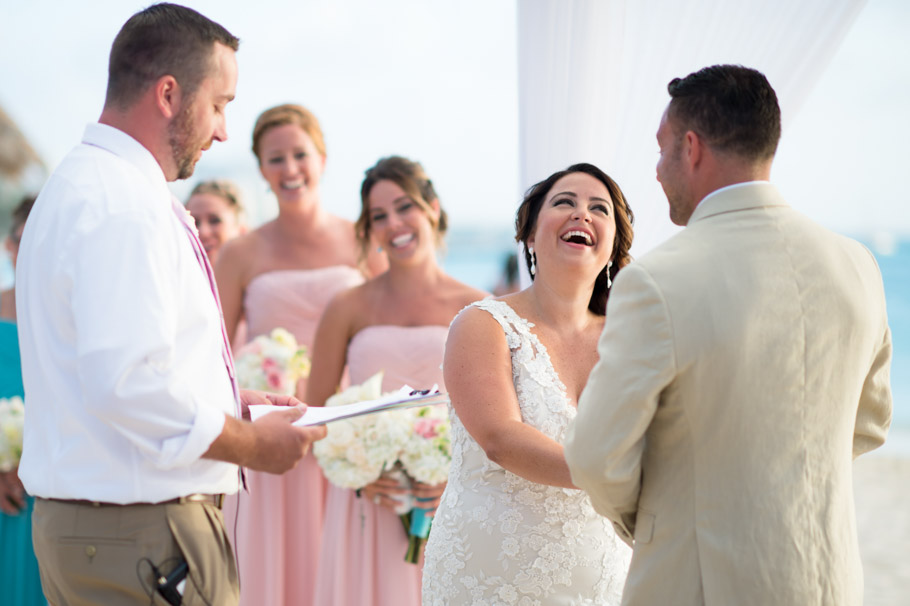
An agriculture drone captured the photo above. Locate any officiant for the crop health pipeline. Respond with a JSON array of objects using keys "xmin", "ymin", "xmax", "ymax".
[{"xmin": 14, "ymin": 5, "xmax": 324, "ymax": 604}]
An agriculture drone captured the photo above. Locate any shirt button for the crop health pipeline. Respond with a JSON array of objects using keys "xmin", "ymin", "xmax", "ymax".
[{"xmin": 85, "ymin": 545, "xmax": 97, "ymax": 557}]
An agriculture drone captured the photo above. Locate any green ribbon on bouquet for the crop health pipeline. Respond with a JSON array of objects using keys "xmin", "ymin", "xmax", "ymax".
[{"xmin": 399, "ymin": 511, "xmax": 426, "ymax": 564}]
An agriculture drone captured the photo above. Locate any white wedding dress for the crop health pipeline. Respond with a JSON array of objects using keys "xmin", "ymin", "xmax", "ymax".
[{"xmin": 422, "ymin": 300, "xmax": 631, "ymax": 606}]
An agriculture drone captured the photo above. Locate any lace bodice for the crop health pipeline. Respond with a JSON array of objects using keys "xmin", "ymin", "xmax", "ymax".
[{"xmin": 422, "ymin": 300, "xmax": 630, "ymax": 605}]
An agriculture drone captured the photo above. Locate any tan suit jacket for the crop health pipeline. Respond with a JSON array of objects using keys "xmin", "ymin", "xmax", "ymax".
[{"xmin": 565, "ymin": 182, "xmax": 892, "ymax": 606}]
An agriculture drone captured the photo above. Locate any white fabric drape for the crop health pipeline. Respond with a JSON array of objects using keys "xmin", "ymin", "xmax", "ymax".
[{"xmin": 517, "ymin": 0, "xmax": 867, "ymax": 267}]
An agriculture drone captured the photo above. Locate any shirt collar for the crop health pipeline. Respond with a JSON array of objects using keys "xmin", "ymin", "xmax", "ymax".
[
  {"xmin": 81, "ymin": 123, "xmax": 170, "ymax": 196},
  {"xmin": 688, "ymin": 181, "xmax": 788, "ymax": 225}
]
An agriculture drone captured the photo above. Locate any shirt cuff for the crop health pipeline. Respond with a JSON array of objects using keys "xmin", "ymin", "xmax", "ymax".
[{"xmin": 157, "ymin": 405, "xmax": 227, "ymax": 470}]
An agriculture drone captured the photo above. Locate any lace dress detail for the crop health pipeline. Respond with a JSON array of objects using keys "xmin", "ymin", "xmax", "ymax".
[{"xmin": 422, "ymin": 300, "xmax": 630, "ymax": 606}]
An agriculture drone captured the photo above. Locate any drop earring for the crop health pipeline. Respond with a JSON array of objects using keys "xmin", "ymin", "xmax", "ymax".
[
  {"xmin": 606, "ymin": 260, "xmax": 613, "ymax": 288},
  {"xmin": 529, "ymin": 247, "xmax": 536, "ymax": 277}
]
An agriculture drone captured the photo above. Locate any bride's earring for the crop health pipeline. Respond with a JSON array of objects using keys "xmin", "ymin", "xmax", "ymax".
[
  {"xmin": 529, "ymin": 247, "xmax": 536, "ymax": 277},
  {"xmin": 606, "ymin": 260, "xmax": 613, "ymax": 288}
]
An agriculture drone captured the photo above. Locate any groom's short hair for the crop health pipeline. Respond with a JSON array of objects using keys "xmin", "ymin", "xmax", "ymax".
[{"xmin": 667, "ymin": 65, "xmax": 781, "ymax": 162}]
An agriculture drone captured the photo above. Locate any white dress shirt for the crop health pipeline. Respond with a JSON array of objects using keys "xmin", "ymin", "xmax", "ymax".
[{"xmin": 16, "ymin": 123, "xmax": 240, "ymax": 502}]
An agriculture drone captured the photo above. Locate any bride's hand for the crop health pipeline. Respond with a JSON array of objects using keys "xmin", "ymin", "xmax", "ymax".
[
  {"xmin": 360, "ymin": 476, "xmax": 409, "ymax": 511},
  {"xmin": 411, "ymin": 481, "xmax": 446, "ymax": 516}
]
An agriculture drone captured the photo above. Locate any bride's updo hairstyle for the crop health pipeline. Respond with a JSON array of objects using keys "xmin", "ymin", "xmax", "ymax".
[
  {"xmin": 355, "ymin": 155, "xmax": 449, "ymax": 262},
  {"xmin": 514, "ymin": 163, "xmax": 634, "ymax": 316},
  {"xmin": 251, "ymin": 103, "xmax": 327, "ymax": 164}
]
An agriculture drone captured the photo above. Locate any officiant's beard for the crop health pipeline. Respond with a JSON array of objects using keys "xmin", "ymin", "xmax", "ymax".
[{"xmin": 168, "ymin": 106, "xmax": 208, "ymax": 181}]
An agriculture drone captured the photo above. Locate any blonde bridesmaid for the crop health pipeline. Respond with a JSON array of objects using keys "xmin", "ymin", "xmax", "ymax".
[{"xmin": 216, "ymin": 104, "xmax": 385, "ymax": 606}]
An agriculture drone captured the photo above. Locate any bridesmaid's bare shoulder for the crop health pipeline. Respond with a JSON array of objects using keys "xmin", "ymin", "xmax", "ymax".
[{"xmin": 216, "ymin": 224, "xmax": 276, "ymax": 284}]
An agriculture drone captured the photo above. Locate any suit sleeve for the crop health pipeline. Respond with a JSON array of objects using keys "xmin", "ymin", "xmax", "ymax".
[
  {"xmin": 564, "ymin": 262, "xmax": 676, "ymax": 546},
  {"xmin": 852, "ymin": 248, "xmax": 893, "ymax": 459},
  {"xmin": 853, "ymin": 326, "xmax": 892, "ymax": 459}
]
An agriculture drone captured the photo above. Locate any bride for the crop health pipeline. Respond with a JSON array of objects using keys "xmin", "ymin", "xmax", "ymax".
[{"xmin": 422, "ymin": 163, "xmax": 634, "ymax": 605}]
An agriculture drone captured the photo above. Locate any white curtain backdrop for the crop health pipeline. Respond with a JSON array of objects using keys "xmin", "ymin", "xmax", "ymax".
[{"xmin": 516, "ymin": 0, "xmax": 867, "ymax": 272}]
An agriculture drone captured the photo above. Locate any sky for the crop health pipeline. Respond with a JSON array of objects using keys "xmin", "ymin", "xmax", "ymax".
[
  {"xmin": 0, "ymin": 0, "xmax": 908, "ymax": 242},
  {"xmin": 1, "ymin": 2, "xmax": 908, "ymax": 426}
]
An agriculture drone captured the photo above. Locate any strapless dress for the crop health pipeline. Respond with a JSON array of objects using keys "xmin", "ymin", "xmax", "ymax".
[
  {"xmin": 312, "ymin": 324, "xmax": 448, "ymax": 606},
  {"xmin": 224, "ymin": 266, "xmax": 363, "ymax": 606}
]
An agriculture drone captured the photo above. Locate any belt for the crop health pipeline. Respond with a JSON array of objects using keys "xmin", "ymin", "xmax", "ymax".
[{"xmin": 45, "ymin": 493, "xmax": 225, "ymax": 509}]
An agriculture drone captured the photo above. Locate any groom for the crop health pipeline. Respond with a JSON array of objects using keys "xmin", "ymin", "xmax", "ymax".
[{"xmin": 565, "ymin": 64, "xmax": 892, "ymax": 605}]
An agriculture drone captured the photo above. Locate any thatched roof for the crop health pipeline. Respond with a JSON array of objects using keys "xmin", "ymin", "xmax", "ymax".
[
  {"xmin": 0, "ymin": 104, "xmax": 45, "ymax": 239},
  {"xmin": 0, "ymin": 104, "xmax": 43, "ymax": 180}
]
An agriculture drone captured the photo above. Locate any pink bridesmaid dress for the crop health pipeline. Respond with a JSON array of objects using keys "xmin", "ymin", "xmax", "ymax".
[
  {"xmin": 313, "ymin": 324, "xmax": 448, "ymax": 606},
  {"xmin": 224, "ymin": 266, "xmax": 364, "ymax": 606}
]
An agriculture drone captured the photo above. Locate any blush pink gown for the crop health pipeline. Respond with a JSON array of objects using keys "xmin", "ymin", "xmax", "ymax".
[
  {"xmin": 224, "ymin": 266, "xmax": 364, "ymax": 606},
  {"xmin": 313, "ymin": 325, "xmax": 448, "ymax": 606}
]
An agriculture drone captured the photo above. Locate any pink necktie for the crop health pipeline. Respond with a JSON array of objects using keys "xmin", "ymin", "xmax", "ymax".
[{"xmin": 171, "ymin": 198, "xmax": 246, "ymax": 487}]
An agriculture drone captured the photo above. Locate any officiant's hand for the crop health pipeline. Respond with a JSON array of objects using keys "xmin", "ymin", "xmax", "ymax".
[
  {"xmin": 411, "ymin": 481, "xmax": 446, "ymax": 516},
  {"xmin": 247, "ymin": 407, "xmax": 327, "ymax": 474},
  {"xmin": 204, "ymin": 407, "xmax": 327, "ymax": 474},
  {"xmin": 239, "ymin": 388, "xmax": 305, "ymax": 421}
]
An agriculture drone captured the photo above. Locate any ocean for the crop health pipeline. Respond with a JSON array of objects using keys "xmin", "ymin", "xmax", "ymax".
[
  {"xmin": 2, "ymin": 226, "xmax": 906, "ymax": 438},
  {"xmin": 442, "ymin": 228, "xmax": 910, "ymax": 436}
]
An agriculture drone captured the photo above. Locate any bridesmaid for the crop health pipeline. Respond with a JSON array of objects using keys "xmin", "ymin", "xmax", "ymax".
[
  {"xmin": 185, "ymin": 179, "xmax": 246, "ymax": 267},
  {"xmin": 0, "ymin": 196, "xmax": 44, "ymax": 606},
  {"xmin": 215, "ymin": 104, "xmax": 385, "ymax": 606},
  {"xmin": 306, "ymin": 156, "xmax": 486, "ymax": 605}
]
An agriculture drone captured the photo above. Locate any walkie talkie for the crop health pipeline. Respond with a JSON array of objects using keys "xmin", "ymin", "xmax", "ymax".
[{"xmin": 154, "ymin": 559, "xmax": 188, "ymax": 606}]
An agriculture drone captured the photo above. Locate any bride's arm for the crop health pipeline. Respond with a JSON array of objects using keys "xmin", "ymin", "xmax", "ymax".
[{"xmin": 445, "ymin": 307, "xmax": 577, "ymax": 489}]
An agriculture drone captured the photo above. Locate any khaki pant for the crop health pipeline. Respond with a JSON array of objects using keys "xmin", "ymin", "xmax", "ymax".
[{"xmin": 32, "ymin": 499, "xmax": 239, "ymax": 606}]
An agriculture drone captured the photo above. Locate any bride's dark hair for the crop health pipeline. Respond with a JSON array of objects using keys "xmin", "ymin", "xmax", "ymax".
[{"xmin": 514, "ymin": 163, "xmax": 634, "ymax": 316}]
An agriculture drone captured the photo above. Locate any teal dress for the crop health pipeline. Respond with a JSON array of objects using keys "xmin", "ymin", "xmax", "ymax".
[{"xmin": 0, "ymin": 319, "xmax": 45, "ymax": 605}]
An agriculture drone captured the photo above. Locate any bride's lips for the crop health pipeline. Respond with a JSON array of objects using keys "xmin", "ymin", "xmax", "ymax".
[{"xmin": 559, "ymin": 228, "xmax": 595, "ymax": 247}]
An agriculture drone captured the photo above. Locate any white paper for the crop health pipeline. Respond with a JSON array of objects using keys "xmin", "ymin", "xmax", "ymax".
[{"xmin": 248, "ymin": 387, "xmax": 448, "ymax": 426}]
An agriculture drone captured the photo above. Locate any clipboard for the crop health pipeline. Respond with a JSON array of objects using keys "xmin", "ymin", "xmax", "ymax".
[{"xmin": 248, "ymin": 386, "xmax": 448, "ymax": 426}]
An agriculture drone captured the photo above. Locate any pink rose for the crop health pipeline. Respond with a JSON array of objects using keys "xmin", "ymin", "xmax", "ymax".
[
  {"xmin": 414, "ymin": 418, "xmax": 441, "ymax": 439},
  {"xmin": 266, "ymin": 369, "xmax": 283, "ymax": 390}
]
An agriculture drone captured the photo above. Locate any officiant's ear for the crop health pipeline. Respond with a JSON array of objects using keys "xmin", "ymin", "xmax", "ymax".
[{"xmin": 154, "ymin": 75, "xmax": 181, "ymax": 119}]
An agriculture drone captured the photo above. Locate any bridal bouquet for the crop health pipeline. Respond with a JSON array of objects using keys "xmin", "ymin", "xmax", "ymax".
[
  {"xmin": 313, "ymin": 371, "xmax": 452, "ymax": 562},
  {"xmin": 234, "ymin": 328, "xmax": 310, "ymax": 395},
  {"xmin": 314, "ymin": 371, "xmax": 412, "ymax": 489},
  {"xmin": 399, "ymin": 404, "xmax": 452, "ymax": 558},
  {"xmin": 0, "ymin": 396, "xmax": 25, "ymax": 472},
  {"xmin": 400, "ymin": 404, "xmax": 451, "ymax": 485}
]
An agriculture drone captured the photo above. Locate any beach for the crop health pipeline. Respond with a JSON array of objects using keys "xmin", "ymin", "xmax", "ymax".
[{"xmin": 855, "ymin": 431, "xmax": 910, "ymax": 605}]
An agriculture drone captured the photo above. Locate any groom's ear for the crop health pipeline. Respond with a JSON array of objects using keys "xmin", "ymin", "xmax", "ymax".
[{"xmin": 683, "ymin": 130, "xmax": 703, "ymax": 172}]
